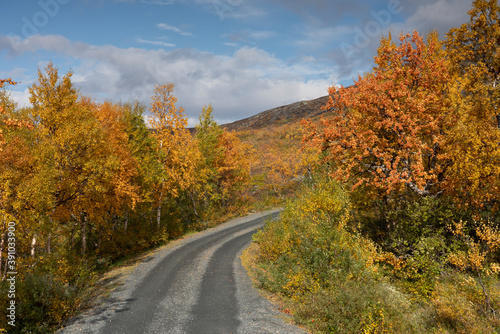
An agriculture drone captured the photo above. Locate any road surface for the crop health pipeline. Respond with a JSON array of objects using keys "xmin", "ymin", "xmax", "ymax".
[{"xmin": 57, "ymin": 209, "xmax": 308, "ymax": 334}]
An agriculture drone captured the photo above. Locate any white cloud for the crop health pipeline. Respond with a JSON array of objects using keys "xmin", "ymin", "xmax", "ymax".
[
  {"xmin": 225, "ymin": 30, "xmax": 276, "ymax": 45},
  {"xmin": 296, "ymin": 25, "xmax": 354, "ymax": 49},
  {"xmin": 403, "ymin": 0, "xmax": 470, "ymax": 34},
  {"xmin": 247, "ymin": 30, "xmax": 275, "ymax": 40},
  {"xmin": 157, "ymin": 23, "xmax": 193, "ymax": 36},
  {"xmin": 9, "ymin": 88, "xmax": 31, "ymax": 108},
  {"xmin": 198, "ymin": 0, "xmax": 267, "ymax": 20},
  {"xmin": 135, "ymin": 38, "xmax": 176, "ymax": 47},
  {"xmin": 141, "ymin": 0, "xmax": 175, "ymax": 5},
  {"xmin": 1, "ymin": 34, "xmax": 336, "ymax": 123}
]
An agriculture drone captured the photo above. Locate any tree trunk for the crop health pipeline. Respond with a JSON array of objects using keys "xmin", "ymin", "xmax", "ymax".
[
  {"xmin": 31, "ymin": 235, "xmax": 36, "ymax": 258},
  {"xmin": 3, "ymin": 254, "xmax": 9, "ymax": 278},
  {"xmin": 71, "ymin": 223, "xmax": 75, "ymax": 252},
  {"xmin": 156, "ymin": 203, "xmax": 162, "ymax": 231},
  {"xmin": 81, "ymin": 213, "xmax": 87, "ymax": 255},
  {"xmin": 157, "ymin": 183, "xmax": 164, "ymax": 231},
  {"xmin": 124, "ymin": 210, "xmax": 129, "ymax": 231},
  {"xmin": 70, "ymin": 215, "xmax": 78, "ymax": 252},
  {"xmin": 149, "ymin": 205, "xmax": 154, "ymax": 226},
  {"xmin": 0, "ymin": 221, "xmax": 6, "ymax": 274},
  {"xmin": 97, "ymin": 226, "xmax": 103, "ymax": 251},
  {"xmin": 189, "ymin": 191, "xmax": 198, "ymax": 217},
  {"xmin": 47, "ymin": 233, "xmax": 51, "ymax": 254}
]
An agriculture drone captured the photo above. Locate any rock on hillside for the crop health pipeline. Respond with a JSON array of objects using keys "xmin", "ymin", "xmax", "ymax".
[{"xmin": 222, "ymin": 95, "xmax": 330, "ymax": 131}]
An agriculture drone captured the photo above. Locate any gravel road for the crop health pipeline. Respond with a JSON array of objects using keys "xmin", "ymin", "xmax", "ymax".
[{"xmin": 57, "ymin": 209, "xmax": 308, "ymax": 334}]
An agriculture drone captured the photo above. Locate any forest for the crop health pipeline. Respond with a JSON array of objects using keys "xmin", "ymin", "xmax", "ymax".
[{"xmin": 1, "ymin": 0, "xmax": 500, "ymax": 333}]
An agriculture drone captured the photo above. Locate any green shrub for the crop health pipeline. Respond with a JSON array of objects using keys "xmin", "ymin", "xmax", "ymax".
[
  {"xmin": 0, "ymin": 270, "xmax": 91, "ymax": 334},
  {"xmin": 0, "ymin": 253, "xmax": 95, "ymax": 333},
  {"xmin": 390, "ymin": 236, "xmax": 449, "ymax": 298},
  {"xmin": 431, "ymin": 272, "xmax": 500, "ymax": 333},
  {"xmin": 250, "ymin": 177, "xmax": 425, "ymax": 333}
]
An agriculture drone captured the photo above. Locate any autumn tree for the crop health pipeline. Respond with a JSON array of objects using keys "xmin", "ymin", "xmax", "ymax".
[
  {"xmin": 214, "ymin": 130, "xmax": 251, "ymax": 207},
  {"xmin": 446, "ymin": 0, "xmax": 500, "ymax": 128},
  {"xmin": 149, "ymin": 83, "xmax": 200, "ymax": 229},
  {"xmin": 194, "ymin": 105, "xmax": 223, "ymax": 209},
  {"xmin": 196, "ymin": 105, "xmax": 223, "ymax": 182},
  {"xmin": 305, "ymin": 31, "xmax": 454, "ymax": 200},
  {"xmin": 0, "ymin": 79, "xmax": 34, "ymax": 272},
  {"xmin": 194, "ymin": 105, "xmax": 250, "ymax": 211},
  {"xmin": 27, "ymin": 62, "xmax": 118, "ymax": 255},
  {"xmin": 78, "ymin": 100, "xmax": 143, "ymax": 249},
  {"xmin": 445, "ymin": 0, "xmax": 500, "ymax": 209},
  {"xmin": 0, "ymin": 79, "xmax": 29, "ymax": 155},
  {"xmin": 121, "ymin": 102, "xmax": 162, "ymax": 228}
]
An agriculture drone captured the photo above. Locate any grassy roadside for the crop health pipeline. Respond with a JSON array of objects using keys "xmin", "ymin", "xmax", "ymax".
[{"xmin": 242, "ymin": 177, "xmax": 500, "ymax": 334}]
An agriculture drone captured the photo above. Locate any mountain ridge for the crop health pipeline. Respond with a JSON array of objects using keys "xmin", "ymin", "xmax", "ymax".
[{"xmin": 221, "ymin": 95, "xmax": 330, "ymax": 131}]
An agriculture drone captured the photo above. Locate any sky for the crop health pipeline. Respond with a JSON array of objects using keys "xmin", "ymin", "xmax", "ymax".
[{"xmin": 0, "ymin": 0, "xmax": 473, "ymax": 125}]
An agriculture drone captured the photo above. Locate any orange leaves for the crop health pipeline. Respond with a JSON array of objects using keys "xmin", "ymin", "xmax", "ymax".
[
  {"xmin": 305, "ymin": 31, "xmax": 453, "ymax": 198},
  {"xmin": 88, "ymin": 100, "xmax": 141, "ymax": 211},
  {"xmin": 215, "ymin": 130, "xmax": 251, "ymax": 194},
  {"xmin": 0, "ymin": 79, "xmax": 15, "ymax": 89}
]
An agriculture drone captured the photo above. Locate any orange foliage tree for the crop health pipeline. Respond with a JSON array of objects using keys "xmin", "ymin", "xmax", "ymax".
[
  {"xmin": 215, "ymin": 130, "xmax": 251, "ymax": 205},
  {"xmin": 304, "ymin": 31, "xmax": 455, "ymax": 199},
  {"xmin": 0, "ymin": 79, "xmax": 28, "ymax": 152},
  {"xmin": 88, "ymin": 101, "xmax": 140, "ymax": 214}
]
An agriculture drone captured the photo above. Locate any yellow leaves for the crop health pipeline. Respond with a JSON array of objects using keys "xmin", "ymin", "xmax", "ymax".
[
  {"xmin": 491, "ymin": 263, "xmax": 500, "ymax": 273},
  {"xmin": 444, "ymin": 67, "xmax": 500, "ymax": 208},
  {"xmin": 378, "ymin": 251, "xmax": 405, "ymax": 273},
  {"xmin": 448, "ymin": 220, "xmax": 500, "ymax": 276},
  {"xmin": 149, "ymin": 83, "xmax": 198, "ymax": 200},
  {"xmin": 476, "ymin": 223, "xmax": 500, "ymax": 253},
  {"xmin": 0, "ymin": 78, "xmax": 15, "ymax": 91},
  {"xmin": 448, "ymin": 248, "xmax": 483, "ymax": 273},
  {"xmin": 360, "ymin": 303, "xmax": 392, "ymax": 334},
  {"xmin": 443, "ymin": 1, "xmax": 500, "ymax": 209},
  {"xmin": 284, "ymin": 269, "xmax": 321, "ymax": 301}
]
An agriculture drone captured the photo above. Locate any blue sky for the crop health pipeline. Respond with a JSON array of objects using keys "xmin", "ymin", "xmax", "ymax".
[{"xmin": 0, "ymin": 0, "xmax": 472, "ymax": 125}]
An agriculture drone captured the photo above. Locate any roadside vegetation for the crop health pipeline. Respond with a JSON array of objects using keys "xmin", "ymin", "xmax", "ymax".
[{"xmin": 245, "ymin": 1, "xmax": 500, "ymax": 333}]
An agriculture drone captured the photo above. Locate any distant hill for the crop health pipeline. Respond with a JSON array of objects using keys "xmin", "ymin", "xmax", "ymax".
[{"xmin": 221, "ymin": 95, "xmax": 330, "ymax": 131}]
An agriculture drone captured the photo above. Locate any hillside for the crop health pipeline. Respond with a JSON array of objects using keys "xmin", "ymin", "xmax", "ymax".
[{"xmin": 221, "ymin": 95, "xmax": 330, "ymax": 131}]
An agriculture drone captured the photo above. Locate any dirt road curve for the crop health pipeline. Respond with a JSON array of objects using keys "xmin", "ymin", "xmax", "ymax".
[{"xmin": 57, "ymin": 209, "xmax": 308, "ymax": 334}]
